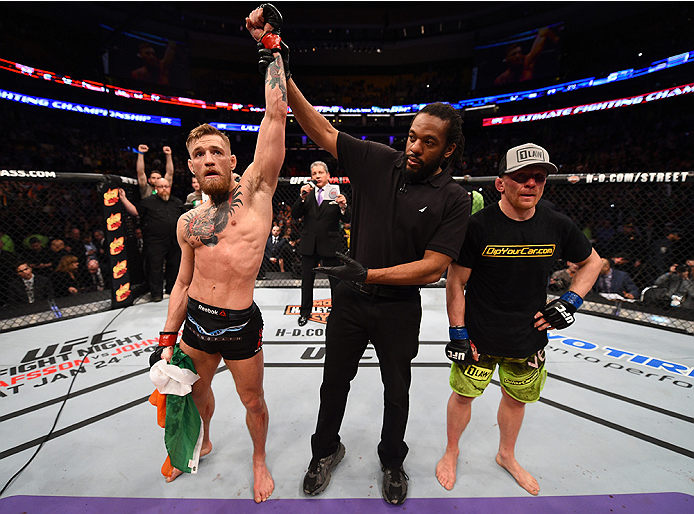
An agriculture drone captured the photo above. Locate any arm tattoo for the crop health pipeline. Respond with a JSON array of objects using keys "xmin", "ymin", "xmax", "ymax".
[
  {"xmin": 266, "ymin": 57, "xmax": 287, "ymax": 103},
  {"xmin": 184, "ymin": 188, "xmax": 243, "ymax": 247}
]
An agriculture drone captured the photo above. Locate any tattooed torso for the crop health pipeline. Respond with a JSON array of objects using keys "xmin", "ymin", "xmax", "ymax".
[{"xmin": 183, "ymin": 187, "xmax": 243, "ymax": 247}]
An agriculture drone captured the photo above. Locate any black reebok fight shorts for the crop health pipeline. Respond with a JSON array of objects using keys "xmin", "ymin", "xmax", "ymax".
[{"xmin": 183, "ymin": 297, "xmax": 263, "ymax": 360}]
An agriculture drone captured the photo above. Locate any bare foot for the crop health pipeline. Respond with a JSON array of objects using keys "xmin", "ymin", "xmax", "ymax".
[
  {"xmin": 495, "ymin": 453, "xmax": 539, "ymax": 495},
  {"xmin": 200, "ymin": 440, "xmax": 213, "ymax": 457},
  {"xmin": 166, "ymin": 467, "xmax": 183, "ymax": 483},
  {"xmin": 253, "ymin": 459, "xmax": 274, "ymax": 503},
  {"xmin": 435, "ymin": 450, "xmax": 459, "ymax": 490},
  {"xmin": 165, "ymin": 441, "xmax": 213, "ymax": 483}
]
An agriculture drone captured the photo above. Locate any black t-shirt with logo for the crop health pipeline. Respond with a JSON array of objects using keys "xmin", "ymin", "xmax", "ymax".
[
  {"xmin": 457, "ymin": 202, "xmax": 592, "ymax": 358},
  {"xmin": 337, "ymin": 132, "xmax": 470, "ymax": 269}
]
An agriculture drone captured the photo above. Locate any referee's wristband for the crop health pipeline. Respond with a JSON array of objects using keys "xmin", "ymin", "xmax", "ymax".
[
  {"xmin": 560, "ymin": 291, "xmax": 583, "ymax": 309},
  {"xmin": 449, "ymin": 326, "xmax": 469, "ymax": 340}
]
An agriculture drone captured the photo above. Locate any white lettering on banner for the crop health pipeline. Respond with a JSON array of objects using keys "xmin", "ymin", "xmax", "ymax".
[
  {"xmin": 584, "ymin": 172, "xmax": 689, "ymax": 184},
  {"xmin": 483, "ymin": 81, "xmax": 694, "ymax": 126},
  {"xmin": 547, "ymin": 335, "xmax": 694, "ymax": 377},
  {"xmin": 0, "ymin": 169, "xmax": 58, "ymax": 178}
]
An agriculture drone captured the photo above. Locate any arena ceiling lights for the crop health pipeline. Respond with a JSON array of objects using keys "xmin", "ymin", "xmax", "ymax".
[{"xmin": 0, "ymin": 50, "xmax": 691, "ymax": 115}]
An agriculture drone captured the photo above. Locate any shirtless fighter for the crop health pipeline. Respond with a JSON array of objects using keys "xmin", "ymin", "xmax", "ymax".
[{"xmin": 153, "ymin": 4, "xmax": 287, "ymax": 503}]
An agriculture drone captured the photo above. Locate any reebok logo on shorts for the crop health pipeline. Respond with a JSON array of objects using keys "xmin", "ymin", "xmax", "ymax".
[
  {"xmin": 463, "ymin": 366, "xmax": 493, "ymax": 381},
  {"xmin": 482, "ymin": 244, "xmax": 555, "ymax": 257},
  {"xmin": 198, "ymin": 304, "xmax": 220, "ymax": 316}
]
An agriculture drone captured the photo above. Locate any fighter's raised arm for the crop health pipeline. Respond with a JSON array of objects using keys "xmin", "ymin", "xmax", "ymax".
[{"xmin": 245, "ymin": 5, "xmax": 288, "ymax": 193}]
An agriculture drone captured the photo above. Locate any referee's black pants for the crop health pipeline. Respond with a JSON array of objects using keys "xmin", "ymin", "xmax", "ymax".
[
  {"xmin": 299, "ymin": 253, "xmax": 341, "ymax": 318},
  {"xmin": 144, "ymin": 235, "xmax": 181, "ymax": 297},
  {"xmin": 310, "ymin": 281, "xmax": 421, "ymax": 469}
]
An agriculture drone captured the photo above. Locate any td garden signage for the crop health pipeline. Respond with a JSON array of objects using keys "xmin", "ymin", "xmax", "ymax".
[{"xmin": 98, "ymin": 183, "xmax": 133, "ymax": 307}]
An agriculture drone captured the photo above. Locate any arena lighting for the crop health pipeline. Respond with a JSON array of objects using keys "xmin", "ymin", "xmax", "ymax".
[
  {"xmin": 482, "ymin": 81, "xmax": 694, "ymax": 126},
  {"xmin": 210, "ymin": 122, "xmax": 260, "ymax": 132},
  {"xmin": 0, "ymin": 88, "xmax": 182, "ymax": 126},
  {"xmin": 2, "ymin": 49, "xmax": 691, "ymax": 115}
]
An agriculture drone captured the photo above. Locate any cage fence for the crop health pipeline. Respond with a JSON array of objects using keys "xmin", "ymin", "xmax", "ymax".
[{"xmin": 1, "ymin": 171, "xmax": 692, "ymax": 334}]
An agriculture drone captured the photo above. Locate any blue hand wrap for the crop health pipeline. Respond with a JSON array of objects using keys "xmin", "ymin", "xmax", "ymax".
[
  {"xmin": 449, "ymin": 326, "xmax": 469, "ymax": 340},
  {"xmin": 560, "ymin": 291, "xmax": 583, "ymax": 309}
]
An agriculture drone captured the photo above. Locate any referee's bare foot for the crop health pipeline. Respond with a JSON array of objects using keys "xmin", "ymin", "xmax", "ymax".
[
  {"xmin": 253, "ymin": 457, "xmax": 274, "ymax": 503},
  {"xmin": 496, "ymin": 453, "xmax": 539, "ymax": 495},
  {"xmin": 435, "ymin": 449, "xmax": 459, "ymax": 490}
]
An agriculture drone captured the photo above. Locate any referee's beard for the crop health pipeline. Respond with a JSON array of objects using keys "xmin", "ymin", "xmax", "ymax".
[{"xmin": 404, "ymin": 151, "xmax": 446, "ymax": 184}]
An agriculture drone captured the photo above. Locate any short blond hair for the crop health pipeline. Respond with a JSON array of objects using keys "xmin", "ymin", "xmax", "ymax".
[{"xmin": 186, "ymin": 123, "xmax": 231, "ymax": 155}]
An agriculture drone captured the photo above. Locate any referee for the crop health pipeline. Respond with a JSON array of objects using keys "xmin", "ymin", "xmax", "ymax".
[{"xmin": 287, "ymin": 76, "xmax": 470, "ymax": 503}]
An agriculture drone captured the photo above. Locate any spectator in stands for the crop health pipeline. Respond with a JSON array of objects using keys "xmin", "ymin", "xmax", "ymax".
[
  {"xmin": 64, "ymin": 228, "xmax": 84, "ymax": 258},
  {"xmin": 593, "ymin": 257, "xmax": 639, "ymax": 299},
  {"xmin": 687, "ymin": 258, "xmax": 694, "ymax": 277},
  {"xmin": 185, "ymin": 175, "xmax": 203, "ymax": 209},
  {"xmin": 52, "ymin": 255, "xmax": 82, "ymax": 297},
  {"xmin": 650, "ymin": 228, "xmax": 682, "ymax": 278},
  {"xmin": 548, "ymin": 261, "xmax": 579, "ymax": 292},
  {"xmin": 24, "ymin": 236, "xmax": 53, "ymax": 275},
  {"xmin": 676, "ymin": 276, "xmax": 694, "ymax": 309},
  {"xmin": 92, "ymin": 229, "xmax": 108, "ymax": 265},
  {"xmin": 82, "ymin": 232, "xmax": 99, "ymax": 263},
  {"xmin": 48, "ymin": 239, "xmax": 70, "ymax": 270},
  {"xmin": 653, "ymin": 264, "xmax": 689, "ymax": 296},
  {"xmin": 0, "ymin": 230, "xmax": 16, "ymax": 254},
  {"xmin": 7, "ymin": 261, "xmax": 54, "ymax": 305},
  {"xmin": 118, "ymin": 177, "xmax": 185, "ymax": 301},
  {"xmin": 84, "ymin": 258, "xmax": 110, "ymax": 292},
  {"xmin": 22, "ymin": 233, "xmax": 49, "ymax": 250},
  {"xmin": 261, "ymin": 225, "xmax": 289, "ymax": 276},
  {"xmin": 608, "ymin": 223, "xmax": 645, "ymax": 267},
  {"xmin": 135, "ymin": 144, "xmax": 174, "ymax": 199}
]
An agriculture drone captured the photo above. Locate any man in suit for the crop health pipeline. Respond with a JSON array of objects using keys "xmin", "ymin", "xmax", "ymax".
[
  {"xmin": 261, "ymin": 225, "xmax": 289, "ymax": 275},
  {"xmin": 7, "ymin": 261, "xmax": 54, "ymax": 304},
  {"xmin": 83, "ymin": 258, "xmax": 111, "ymax": 292},
  {"xmin": 291, "ymin": 161, "xmax": 351, "ymax": 326},
  {"xmin": 593, "ymin": 257, "xmax": 639, "ymax": 299}
]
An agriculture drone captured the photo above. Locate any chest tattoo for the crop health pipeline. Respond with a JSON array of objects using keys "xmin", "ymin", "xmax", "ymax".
[{"xmin": 185, "ymin": 188, "xmax": 243, "ymax": 247}]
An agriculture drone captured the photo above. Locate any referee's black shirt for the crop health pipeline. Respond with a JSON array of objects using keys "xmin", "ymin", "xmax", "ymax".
[
  {"xmin": 337, "ymin": 132, "xmax": 469, "ymax": 270},
  {"xmin": 137, "ymin": 194, "xmax": 185, "ymax": 240}
]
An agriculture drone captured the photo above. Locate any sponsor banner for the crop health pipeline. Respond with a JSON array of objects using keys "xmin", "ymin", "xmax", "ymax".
[
  {"xmin": 0, "ymin": 88, "xmax": 181, "ymax": 126},
  {"xmin": 287, "ymin": 176, "xmax": 351, "ymax": 185},
  {"xmin": 97, "ymin": 181, "xmax": 134, "ymax": 308},
  {"xmin": 483, "ymin": 82, "xmax": 694, "ymax": 126},
  {"xmin": 2, "ymin": 325, "xmax": 693, "ymax": 400}
]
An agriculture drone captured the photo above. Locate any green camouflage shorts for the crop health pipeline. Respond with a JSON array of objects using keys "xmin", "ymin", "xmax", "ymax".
[{"xmin": 449, "ymin": 348, "xmax": 547, "ymax": 403}]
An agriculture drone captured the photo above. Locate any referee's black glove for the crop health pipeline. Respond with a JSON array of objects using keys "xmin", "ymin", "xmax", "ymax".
[{"xmin": 314, "ymin": 252, "xmax": 368, "ymax": 282}]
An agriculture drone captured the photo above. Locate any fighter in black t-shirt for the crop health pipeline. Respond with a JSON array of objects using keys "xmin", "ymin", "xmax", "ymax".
[{"xmin": 435, "ymin": 143, "xmax": 602, "ymax": 496}]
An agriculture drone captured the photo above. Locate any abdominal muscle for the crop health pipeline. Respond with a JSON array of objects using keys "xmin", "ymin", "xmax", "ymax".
[{"xmin": 186, "ymin": 218, "xmax": 268, "ymax": 311}]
